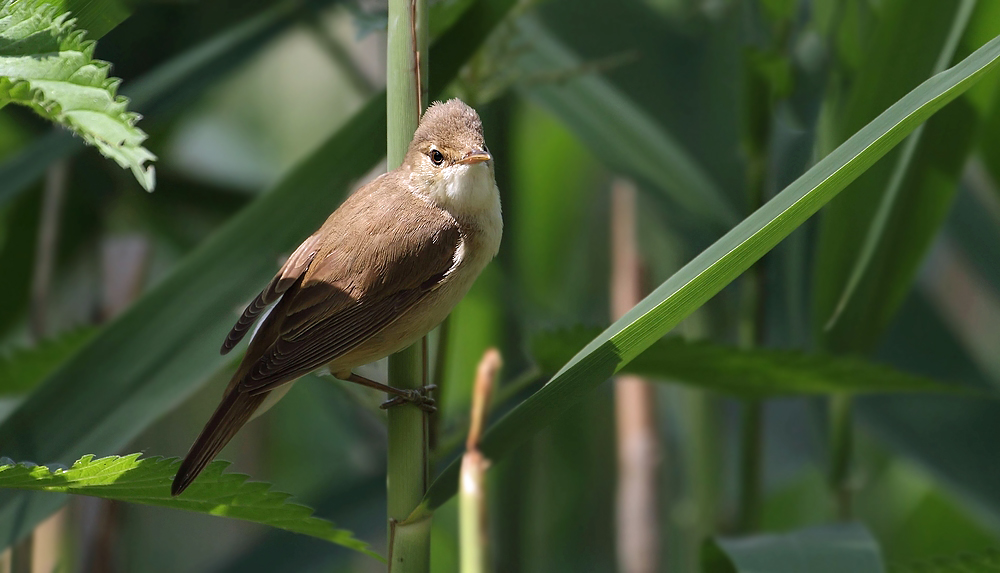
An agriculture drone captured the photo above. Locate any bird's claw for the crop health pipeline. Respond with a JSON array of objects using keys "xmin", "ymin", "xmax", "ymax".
[{"xmin": 381, "ymin": 384, "xmax": 438, "ymax": 413}]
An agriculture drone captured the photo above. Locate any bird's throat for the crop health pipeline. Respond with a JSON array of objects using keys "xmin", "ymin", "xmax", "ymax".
[{"xmin": 425, "ymin": 162, "xmax": 498, "ymax": 217}]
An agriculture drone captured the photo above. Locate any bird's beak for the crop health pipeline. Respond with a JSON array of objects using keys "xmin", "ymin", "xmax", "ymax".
[{"xmin": 457, "ymin": 150, "xmax": 491, "ymax": 165}]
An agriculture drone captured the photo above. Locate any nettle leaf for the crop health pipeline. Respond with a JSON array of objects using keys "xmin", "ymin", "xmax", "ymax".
[
  {"xmin": 530, "ymin": 327, "xmax": 966, "ymax": 399},
  {"xmin": 890, "ymin": 550, "xmax": 1000, "ymax": 572},
  {"xmin": 0, "ymin": 0, "xmax": 155, "ymax": 190},
  {"xmin": 0, "ymin": 328, "xmax": 96, "ymax": 395},
  {"xmin": 0, "ymin": 454, "xmax": 380, "ymax": 560}
]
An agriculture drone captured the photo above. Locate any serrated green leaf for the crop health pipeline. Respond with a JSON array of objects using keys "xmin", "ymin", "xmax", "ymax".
[
  {"xmin": 421, "ymin": 26, "xmax": 1000, "ymax": 515},
  {"xmin": 0, "ymin": 454, "xmax": 380, "ymax": 560},
  {"xmin": 890, "ymin": 550, "xmax": 1000, "ymax": 573},
  {"xmin": 0, "ymin": 0, "xmax": 155, "ymax": 190},
  {"xmin": 702, "ymin": 523, "xmax": 885, "ymax": 573},
  {"xmin": 42, "ymin": 0, "xmax": 132, "ymax": 41},
  {"xmin": 530, "ymin": 327, "xmax": 964, "ymax": 399},
  {"xmin": 0, "ymin": 327, "xmax": 96, "ymax": 394}
]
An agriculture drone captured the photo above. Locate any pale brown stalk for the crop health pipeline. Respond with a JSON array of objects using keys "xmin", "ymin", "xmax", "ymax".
[
  {"xmin": 16, "ymin": 161, "xmax": 70, "ymax": 573},
  {"xmin": 460, "ymin": 348, "xmax": 501, "ymax": 573},
  {"xmin": 611, "ymin": 178, "xmax": 661, "ymax": 573}
]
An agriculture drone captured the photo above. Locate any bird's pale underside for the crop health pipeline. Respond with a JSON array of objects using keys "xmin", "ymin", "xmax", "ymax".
[{"xmin": 172, "ymin": 99, "xmax": 502, "ymax": 495}]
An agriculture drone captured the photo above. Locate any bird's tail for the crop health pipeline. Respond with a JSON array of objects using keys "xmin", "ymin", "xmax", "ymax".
[{"xmin": 171, "ymin": 389, "xmax": 267, "ymax": 496}]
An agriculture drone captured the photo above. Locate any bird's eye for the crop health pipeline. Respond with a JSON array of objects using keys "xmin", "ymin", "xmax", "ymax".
[{"xmin": 430, "ymin": 149, "xmax": 444, "ymax": 166}]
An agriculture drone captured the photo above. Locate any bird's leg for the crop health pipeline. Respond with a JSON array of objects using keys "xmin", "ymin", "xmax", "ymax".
[{"xmin": 339, "ymin": 372, "xmax": 437, "ymax": 413}]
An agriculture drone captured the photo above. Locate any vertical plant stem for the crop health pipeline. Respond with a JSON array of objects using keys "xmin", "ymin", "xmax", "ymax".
[
  {"xmin": 17, "ymin": 160, "xmax": 69, "ymax": 573},
  {"xmin": 687, "ymin": 391, "xmax": 721, "ymax": 559},
  {"xmin": 386, "ymin": 0, "xmax": 430, "ymax": 571},
  {"xmin": 734, "ymin": 21, "xmax": 778, "ymax": 530},
  {"xmin": 429, "ymin": 317, "xmax": 451, "ymax": 451},
  {"xmin": 387, "ymin": 344, "xmax": 431, "ymax": 566},
  {"xmin": 386, "ymin": 0, "xmax": 427, "ymax": 169},
  {"xmin": 460, "ymin": 349, "xmax": 501, "ymax": 573},
  {"xmin": 829, "ymin": 394, "xmax": 854, "ymax": 520},
  {"xmin": 10, "ymin": 537, "xmax": 30, "ymax": 573},
  {"xmin": 735, "ymin": 257, "xmax": 766, "ymax": 533},
  {"xmin": 79, "ymin": 231, "xmax": 151, "ymax": 572},
  {"xmin": 610, "ymin": 179, "xmax": 660, "ymax": 573},
  {"xmin": 29, "ymin": 160, "xmax": 68, "ymax": 340},
  {"xmin": 735, "ymin": 399, "xmax": 763, "ymax": 532}
]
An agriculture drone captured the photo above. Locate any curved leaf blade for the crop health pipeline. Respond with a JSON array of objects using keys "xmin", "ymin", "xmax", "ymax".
[
  {"xmin": 422, "ymin": 29, "xmax": 1000, "ymax": 513},
  {"xmin": 530, "ymin": 327, "xmax": 966, "ymax": 399},
  {"xmin": 0, "ymin": 454, "xmax": 380, "ymax": 560}
]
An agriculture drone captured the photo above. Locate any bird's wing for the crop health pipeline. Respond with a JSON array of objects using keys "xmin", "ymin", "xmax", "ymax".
[
  {"xmin": 220, "ymin": 233, "xmax": 321, "ymax": 354},
  {"xmin": 236, "ymin": 188, "xmax": 462, "ymax": 395}
]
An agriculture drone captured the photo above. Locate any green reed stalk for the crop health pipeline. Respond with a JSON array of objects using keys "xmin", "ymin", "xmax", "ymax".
[{"xmin": 386, "ymin": 0, "xmax": 430, "ymax": 570}]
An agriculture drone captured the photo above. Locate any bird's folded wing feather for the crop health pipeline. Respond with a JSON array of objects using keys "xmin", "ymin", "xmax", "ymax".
[
  {"xmin": 220, "ymin": 233, "xmax": 321, "ymax": 354},
  {"xmin": 234, "ymin": 186, "xmax": 462, "ymax": 395}
]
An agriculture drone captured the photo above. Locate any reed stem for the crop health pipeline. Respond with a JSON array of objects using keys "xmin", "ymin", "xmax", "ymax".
[{"xmin": 386, "ymin": 0, "xmax": 430, "ymax": 570}]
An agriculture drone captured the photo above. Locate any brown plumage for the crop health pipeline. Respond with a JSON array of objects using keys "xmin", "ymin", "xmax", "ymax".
[{"xmin": 172, "ymin": 99, "xmax": 502, "ymax": 496}]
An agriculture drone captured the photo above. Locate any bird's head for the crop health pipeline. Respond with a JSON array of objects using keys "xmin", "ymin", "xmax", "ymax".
[{"xmin": 404, "ymin": 99, "xmax": 497, "ymax": 215}]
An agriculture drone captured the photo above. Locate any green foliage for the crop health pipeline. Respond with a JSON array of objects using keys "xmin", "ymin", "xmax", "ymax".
[
  {"xmin": 530, "ymin": 327, "xmax": 963, "ymax": 399},
  {"xmin": 859, "ymin": 294, "xmax": 1000, "ymax": 533},
  {"xmin": 515, "ymin": 17, "xmax": 737, "ymax": 229},
  {"xmin": 702, "ymin": 523, "xmax": 885, "ymax": 573},
  {"xmin": 814, "ymin": 0, "xmax": 1000, "ymax": 353},
  {"xmin": 0, "ymin": 327, "xmax": 95, "ymax": 394},
  {"xmin": 4, "ymin": 0, "xmax": 1000, "ymax": 568},
  {"xmin": 0, "ymin": 0, "xmax": 155, "ymax": 190},
  {"xmin": 422, "ymin": 27, "xmax": 1000, "ymax": 515},
  {"xmin": 0, "ymin": 454, "xmax": 380, "ymax": 559},
  {"xmin": 0, "ymin": 0, "xmax": 326, "ymax": 205}
]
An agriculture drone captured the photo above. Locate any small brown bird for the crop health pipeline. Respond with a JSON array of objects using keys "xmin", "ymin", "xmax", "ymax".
[{"xmin": 172, "ymin": 99, "xmax": 501, "ymax": 495}]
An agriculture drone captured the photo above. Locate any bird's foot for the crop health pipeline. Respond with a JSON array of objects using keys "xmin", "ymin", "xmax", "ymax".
[{"xmin": 380, "ymin": 384, "xmax": 437, "ymax": 413}]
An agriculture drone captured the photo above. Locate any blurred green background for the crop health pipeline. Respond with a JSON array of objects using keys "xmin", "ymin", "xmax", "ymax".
[{"xmin": 4, "ymin": 0, "xmax": 1000, "ymax": 571}]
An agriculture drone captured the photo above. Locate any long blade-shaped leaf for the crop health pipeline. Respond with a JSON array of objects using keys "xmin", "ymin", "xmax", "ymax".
[
  {"xmin": 514, "ymin": 17, "xmax": 737, "ymax": 229},
  {"xmin": 702, "ymin": 523, "xmax": 885, "ymax": 573},
  {"xmin": 421, "ymin": 29, "xmax": 1000, "ymax": 513},
  {"xmin": 530, "ymin": 327, "xmax": 964, "ymax": 399},
  {"xmin": 0, "ymin": 455, "xmax": 380, "ymax": 559},
  {"xmin": 0, "ymin": 0, "xmax": 516, "ymax": 549}
]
